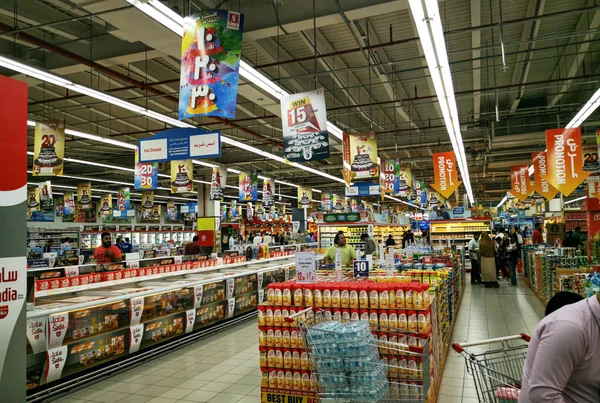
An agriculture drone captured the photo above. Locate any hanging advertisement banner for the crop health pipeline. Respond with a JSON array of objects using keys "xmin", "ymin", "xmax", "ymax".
[
  {"xmin": 170, "ymin": 159, "xmax": 194, "ymax": 193},
  {"xmin": 332, "ymin": 194, "xmax": 344, "ymax": 212},
  {"xmin": 63, "ymin": 192, "xmax": 75, "ymax": 219},
  {"xmin": 139, "ymin": 128, "xmax": 221, "ymax": 163},
  {"xmin": 166, "ymin": 200, "xmax": 178, "ymax": 222},
  {"xmin": 429, "ymin": 190, "xmax": 445, "ymax": 207},
  {"xmin": 255, "ymin": 202, "xmax": 266, "ymax": 220},
  {"xmin": 297, "ymin": 187, "xmax": 312, "ymax": 209},
  {"xmin": 98, "ymin": 194, "xmax": 112, "ymax": 218},
  {"xmin": 141, "ymin": 190, "xmax": 154, "ymax": 215},
  {"xmin": 532, "ymin": 152, "xmax": 559, "ymax": 200},
  {"xmin": 544, "ymin": 128, "xmax": 590, "ymax": 196},
  {"xmin": 27, "ymin": 188, "xmax": 40, "ymax": 214},
  {"xmin": 134, "ymin": 148, "xmax": 158, "ymax": 190},
  {"xmin": 321, "ymin": 192, "xmax": 333, "ymax": 212},
  {"xmin": 179, "ymin": 10, "xmax": 244, "ymax": 119},
  {"xmin": 39, "ymin": 181, "xmax": 53, "ymax": 212},
  {"xmin": 509, "ymin": 165, "xmax": 531, "ymax": 202},
  {"xmin": 76, "ymin": 182, "xmax": 92, "ymax": 210},
  {"xmin": 262, "ymin": 178, "xmax": 274, "ymax": 206},
  {"xmin": 397, "ymin": 166, "xmax": 412, "ymax": 197},
  {"xmin": 239, "ymin": 170, "xmax": 258, "ymax": 201},
  {"xmin": 430, "ymin": 151, "xmax": 462, "ymax": 199},
  {"xmin": 280, "ymin": 89, "xmax": 330, "ymax": 162},
  {"xmin": 32, "ymin": 120, "xmax": 65, "ymax": 176},
  {"xmin": 342, "ymin": 132, "xmax": 379, "ymax": 182},
  {"xmin": 414, "ymin": 180, "xmax": 428, "ymax": 206},
  {"xmin": 583, "ymin": 145, "xmax": 600, "ymax": 174},
  {"xmin": 210, "ymin": 165, "xmax": 227, "ymax": 201},
  {"xmin": 345, "ymin": 182, "xmax": 380, "ymax": 197},
  {"xmin": 380, "ymin": 158, "xmax": 400, "ymax": 199},
  {"xmin": 117, "ymin": 187, "xmax": 131, "ymax": 211}
]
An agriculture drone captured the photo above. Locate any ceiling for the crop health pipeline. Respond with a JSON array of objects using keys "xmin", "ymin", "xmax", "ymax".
[{"xmin": 2, "ymin": 0, "xmax": 600, "ymax": 204}]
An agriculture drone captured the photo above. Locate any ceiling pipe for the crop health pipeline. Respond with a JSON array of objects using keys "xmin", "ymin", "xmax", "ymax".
[{"xmin": 254, "ymin": 4, "xmax": 600, "ymax": 69}]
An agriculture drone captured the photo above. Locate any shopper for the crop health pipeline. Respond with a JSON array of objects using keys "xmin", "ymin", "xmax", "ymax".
[
  {"xmin": 495, "ymin": 235, "xmax": 509, "ymax": 280},
  {"xmin": 307, "ymin": 232, "xmax": 316, "ymax": 243},
  {"xmin": 520, "ymin": 294, "xmax": 600, "ymax": 403},
  {"xmin": 512, "ymin": 226, "xmax": 524, "ymax": 246},
  {"xmin": 572, "ymin": 226, "xmax": 584, "ymax": 249},
  {"xmin": 184, "ymin": 236, "xmax": 202, "ymax": 255},
  {"xmin": 386, "ymin": 235, "xmax": 396, "ymax": 247},
  {"xmin": 401, "ymin": 230, "xmax": 414, "ymax": 248},
  {"xmin": 361, "ymin": 233, "xmax": 376, "ymax": 256},
  {"xmin": 479, "ymin": 232, "xmax": 498, "ymax": 288},
  {"xmin": 228, "ymin": 233, "xmax": 236, "ymax": 250},
  {"xmin": 115, "ymin": 235, "xmax": 123, "ymax": 250},
  {"xmin": 43, "ymin": 240, "xmax": 52, "ymax": 253},
  {"xmin": 468, "ymin": 233, "xmax": 481, "ymax": 284},
  {"xmin": 439, "ymin": 205, "xmax": 451, "ymax": 219},
  {"xmin": 264, "ymin": 232, "xmax": 272, "ymax": 245},
  {"xmin": 61, "ymin": 237, "xmax": 72, "ymax": 251},
  {"xmin": 544, "ymin": 291, "xmax": 584, "ymax": 316},
  {"xmin": 121, "ymin": 237, "xmax": 133, "ymax": 254},
  {"xmin": 93, "ymin": 232, "xmax": 122, "ymax": 263},
  {"xmin": 253, "ymin": 232, "xmax": 263, "ymax": 245},
  {"xmin": 323, "ymin": 231, "xmax": 356, "ymax": 267},
  {"xmin": 563, "ymin": 231, "xmax": 575, "ymax": 248},
  {"xmin": 506, "ymin": 234, "xmax": 519, "ymax": 286},
  {"xmin": 284, "ymin": 232, "xmax": 291, "ymax": 245},
  {"xmin": 532, "ymin": 223, "xmax": 543, "ymax": 244}
]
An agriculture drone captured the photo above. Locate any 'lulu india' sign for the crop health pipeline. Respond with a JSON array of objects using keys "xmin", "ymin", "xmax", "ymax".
[
  {"xmin": 509, "ymin": 165, "xmax": 531, "ymax": 202},
  {"xmin": 430, "ymin": 151, "xmax": 461, "ymax": 199},
  {"xmin": 544, "ymin": 127, "xmax": 590, "ymax": 196}
]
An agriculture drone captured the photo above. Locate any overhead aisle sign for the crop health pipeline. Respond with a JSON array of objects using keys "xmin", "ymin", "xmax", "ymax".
[
  {"xmin": 531, "ymin": 152, "xmax": 559, "ymax": 200},
  {"xmin": 430, "ymin": 151, "xmax": 461, "ymax": 199},
  {"xmin": 509, "ymin": 165, "xmax": 531, "ymax": 202},
  {"xmin": 138, "ymin": 128, "xmax": 221, "ymax": 163},
  {"xmin": 543, "ymin": 128, "xmax": 589, "ymax": 196}
]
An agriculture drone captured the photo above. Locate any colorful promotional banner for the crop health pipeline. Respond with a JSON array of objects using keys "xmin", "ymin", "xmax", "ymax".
[
  {"xmin": 39, "ymin": 181, "xmax": 53, "ymax": 212},
  {"xmin": 297, "ymin": 187, "xmax": 312, "ymax": 209},
  {"xmin": 509, "ymin": 165, "xmax": 531, "ymax": 202},
  {"xmin": 255, "ymin": 202, "xmax": 266, "ymax": 220},
  {"xmin": 77, "ymin": 182, "xmax": 92, "ymax": 210},
  {"xmin": 229, "ymin": 200, "xmax": 238, "ymax": 219},
  {"xmin": 380, "ymin": 158, "xmax": 400, "ymax": 199},
  {"xmin": 32, "ymin": 120, "xmax": 65, "ymax": 176},
  {"xmin": 239, "ymin": 170, "xmax": 258, "ymax": 201},
  {"xmin": 430, "ymin": 151, "xmax": 462, "ymax": 199},
  {"xmin": 397, "ymin": 166, "xmax": 412, "ymax": 197},
  {"xmin": 134, "ymin": 148, "xmax": 158, "ymax": 190},
  {"xmin": 321, "ymin": 192, "xmax": 333, "ymax": 212},
  {"xmin": 262, "ymin": 178, "xmax": 274, "ymax": 206},
  {"xmin": 587, "ymin": 179, "xmax": 600, "ymax": 200},
  {"xmin": 27, "ymin": 188, "xmax": 40, "ymax": 214},
  {"xmin": 532, "ymin": 152, "xmax": 559, "ymax": 200},
  {"xmin": 429, "ymin": 190, "xmax": 445, "ymax": 207},
  {"xmin": 210, "ymin": 165, "xmax": 227, "ymax": 201},
  {"xmin": 544, "ymin": 128, "xmax": 590, "ymax": 196},
  {"xmin": 333, "ymin": 194, "xmax": 344, "ymax": 212},
  {"xmin": 166, "ymin": 201, "xmax": 178, "ymax": 222},
  {"xmin": 141, "ymin": 191, "xmax": 154, "ymax": 212},
  {"xmin": 342, "ymin": 132, "xmax": 379, "ymax": 182},
  {"xmin": 280, "ymin": 88, "xmax": 330, "ymax": 162},
  {"xmin": 179, "ymin": 10, "xmax": 244, "ymax": 119},
  {"xmin": 583, "ymin": 145, "xmax": 600, "ymax": 175},
  {"xmin": 117, "ymin": 187, "xmax": 131, "ymax": 211},
  {"xmin": 98, "ymin": 194, "xmax": 112, "ymax": 217},
  {"xmin": 63, "ymin": 192, "xmax": 75, "ymax": 218},
  {"xmin": 138, "ymin": 128, "xmax": 221, "ymax": 163},
  {"xmin": 414, "ymin": 181, "xmax": 428, "ymax": 206},
  {"xmin": 171, "ymin": 159, "xmax": 194, "ymax": 193}
]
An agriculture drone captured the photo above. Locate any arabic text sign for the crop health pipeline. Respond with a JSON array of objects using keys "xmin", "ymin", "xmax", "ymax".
[
  {"xmin": 532, "ymin": 152, "xmax": 559, "ymax": 200},
  {"xmin": 138, "ymin": 128, "xmax": 221, "ymax": 163},
  {"xmin": 430, "ymin": 151, "xmax": 462, "ymax": 199},
  {"xmin": 543, "ymin": 128, "xmax": 590, "ymax": 196},
  {"xmin": 509, "ymin": 165, "xmax": 531, "ymax": 202}
]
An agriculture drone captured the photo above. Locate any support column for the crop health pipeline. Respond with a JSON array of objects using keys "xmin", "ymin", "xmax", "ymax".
[{"xmin": 0, "ymin": 75, "xmax": 28, "ymax": 402}]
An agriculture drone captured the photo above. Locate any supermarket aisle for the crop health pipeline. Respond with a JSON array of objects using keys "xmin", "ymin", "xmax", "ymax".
[{"xmin": 51, "ymin": 277, "xmax": 545, "ymax": 403}]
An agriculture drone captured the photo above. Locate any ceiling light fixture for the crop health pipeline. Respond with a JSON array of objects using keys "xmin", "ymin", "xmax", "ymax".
[
  {"xmin": 564, "ymin": 196, "xmax": 587, "ymax": 205},
  {"xmin": 496, "ymin": 195, "xmax": 508, "ymax": 208}
]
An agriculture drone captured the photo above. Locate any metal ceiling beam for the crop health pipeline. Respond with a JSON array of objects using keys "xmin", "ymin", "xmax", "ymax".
[{"xmin": 471, "ymin": 0, "xmax": 482, "ymax": 120}]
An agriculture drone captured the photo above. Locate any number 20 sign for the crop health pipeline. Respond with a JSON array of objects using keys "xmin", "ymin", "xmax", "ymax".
[{"xmin": 135, "ymin": 149, "xmax": 158, "ymax": 190}]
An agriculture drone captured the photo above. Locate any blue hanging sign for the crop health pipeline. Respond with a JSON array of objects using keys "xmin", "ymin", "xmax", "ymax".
[
  {"xmin": 344, "ymin": 182, "xmax": 380, "ymax": 197},
  {"xmin": 138, "ymin": 128, "xmax": 221, "ymax": 163}
]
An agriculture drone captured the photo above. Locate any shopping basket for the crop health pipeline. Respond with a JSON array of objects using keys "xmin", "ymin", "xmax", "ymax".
[
  {"xmin": 286, "ymin": 307, "xmax": 431, "ymax": 402},
  {"xmin": 452, "ymin": 334, "xmax": 530, "ymax": 403}
]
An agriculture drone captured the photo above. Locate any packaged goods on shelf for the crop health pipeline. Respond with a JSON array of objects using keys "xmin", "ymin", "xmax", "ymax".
[
  {"xmin": 318, "ymin": 223, "xmax": 408, "ymax": 250},
  {"xmin": 430, "ymin": 220, "xmax": 491, "ymax": 247}
]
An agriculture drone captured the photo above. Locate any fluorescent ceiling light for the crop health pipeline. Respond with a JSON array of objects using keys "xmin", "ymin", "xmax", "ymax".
[
  {"xmin": 565, "ymin": 88, "xmax": 600, "ymax": 129},
  {"xmin": 126, "ymin": 0, "xmax": 183, "ymax": 35},
  {"xmin": 564, "ymin": 196, "xmax": 586, "ymax": 205},
  {"xmin": 497, "ymin": 195, "xmax": 508, "ymax": 208},
  {"xmin": 384, "ymin": 195, "xmax": 427, "ymax": 211}
]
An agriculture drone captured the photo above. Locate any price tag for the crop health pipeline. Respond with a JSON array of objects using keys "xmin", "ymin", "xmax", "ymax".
[
  {"xmin": 292, "ymin": 221, "xmax": 300, "ymax": 234},
  {"xmin": 385, "ymin": 248, "xmax": 395, "ymax": 276},
  {"xmin": 64, "ymin": 267, "xmax": 79, "ymax": 278},
  {"xmin": 129, "ymin": 324, "xmax": 144, "ymax": 353},
  {"xmin": 422, "ymin": 256, "xmax": 433, "ymax": 264},
  {"xmin": 226, "ymin": 278, "xmax": 235, "ymax": 299},
  {"xmin": 227, "ymin": 298, "xmax": 236, "ymax": 318},
  {"xmin": 367, "ymin": 224, "xmax": 374, "ymax": 237},
  {"xmin": 295, "ymin": 252, "xmax": 316, "ymax": 283},
  {"xmin": 185, "ymin": 309, "xmax": 196, "ymax": 334},
  {"xmin": 284, "ymin": 267, "xmax": 290, "ymax": 280},
  {"xmin": 334, "ymin": 249, "xmax": 342, "ymax": 281},
  {"xmin": 130, "ymin": 297, "xmax": 144, "ymax": 326},
  {"xmin": 353, "ymin": 260, "xmax": 370, "ymax": 278},
  {"xmin": 174, "ymin": 256, "xmax": 183, "ymax": 264}
]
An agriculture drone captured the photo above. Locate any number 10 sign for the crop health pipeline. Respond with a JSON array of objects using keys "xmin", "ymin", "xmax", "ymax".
[{"xmin": 353, "ymin": 260, "xmax": 370, "ymax": 278}]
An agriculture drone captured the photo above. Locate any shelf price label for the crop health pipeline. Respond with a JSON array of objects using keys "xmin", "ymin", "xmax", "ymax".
[
  {"xmin": 385, "ymin": 248, "xmax": 395, "ymax": 276},
  {"xmin": 335, "ymin": 249, "xmax": 342, "ymax": 281},
  {"xmin": 129, "ymin": 324, "xmax": 144, "ymax": 353},
  {"xmin": 227, "ymin": 298, "xmax": 236, "ymax": 318},
  {"xmin": 422, "ymin": 256, "xmax": 433, "ymax": 264},
  {"xmin": 48, "ymin": 313, "xmax": 68, "ymax": 349},
  {"xmin": 193, "ymin": 285, "xmax": 204, "ymax": 308},
  {"xmin": 353, "ymin": 260, "xmax": 370, "ymax": 278},
  {"xmin": 130, "ymin": 297, "xmax": 144, "ymax": 326},
  {"xmin": 185, "ymin": 309, "xmax": 196, "ymax": 334}
]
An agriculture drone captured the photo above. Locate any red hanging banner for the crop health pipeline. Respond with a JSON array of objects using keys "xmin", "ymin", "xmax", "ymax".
[
  {"xmin": 543, "ymin": 128, "xmax": 590, "ymax": 196},
  {"xmin": 430, "ymin": 151, "xmax": 461, "ymax": 199},
  {"xmin": 509, "ymin": 165, "xmax": 531, "ymax": 202},
  {"xmin": 531, "ymin": 152, "xmax": 559, "ymax": 200}
]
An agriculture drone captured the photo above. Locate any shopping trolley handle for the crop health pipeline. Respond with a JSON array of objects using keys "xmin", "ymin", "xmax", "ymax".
[
  {"xmin": 284, "ymin": 307, "xmax": 315, "ymax": 323},
  {"xmin": 452, "ymin": 333, "xmax": 531, "ymax": 354}
]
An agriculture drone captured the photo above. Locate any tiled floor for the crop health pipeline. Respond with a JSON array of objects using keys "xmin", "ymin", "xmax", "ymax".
[{"xmin": 51, "ymin": 275, "xmax": 544, "ymax": 403}]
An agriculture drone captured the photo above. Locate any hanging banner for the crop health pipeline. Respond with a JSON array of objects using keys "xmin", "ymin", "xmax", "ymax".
[
  {"xmin": 321, "ymin": 192, "xmax": 333, "ymax": 212},
  {"xmin": 32, "ymin": 120, "xmax": 65, "ymax": 176},
  {"xmin": 380, "ymin": 158, "xmax": 400, "ymax": 200},
  {"xmin": 255, "ymin": 202, "xmax": 266, "ymax": 220},
  {"xmin": 210, "ymin": 165, "xmax": 227, "ymax": 201},
  {"xmin": 297, "ymin": 187, "xmax": 312, "ymax": 209},
  {"xmin": 229, "ymin": 199, "xmax": 238, "ymax": 219},
  {"xmin": 429, "ymin": 190, "xmax": 445, "ymax": 207},
  {"xmin": 544, "ymin": 128, "xmax": 590, "ymax": 196},
  {"xmin": 76, "ymin": 182, "xmax": 92, "ymax": 210},
  {"xmin": 430, "ymin": 151, "xmax": 462, "ymax": 199},
  {"xmin": 345, "ymin": 182, "xmax": 380, "ymax": 197},
  {"xmin": 27, "ymin": 188, "xmax": 40, "ymax": 214},
  {"xmin": 588, "ymin": 179, "xmax": 600, "ymax": 200},
  {"xmin": 414, "ymin": 180, "xmax": 428, "ymax": 206},
  {"xmin": 134, "ymin": 148, "xmax": 158, "ymax": 190},
  {"xmin": 170, "ymin": 159, "xmax": 194, "ymax": 193},
  {"xmin": 117, "ymin": 187, "xmax": 131, "ymax": 211},
  {"xmin": 583, "ymin": 145, "xmax": 600, "ymax": 175},
  {"xmin": 98, "ymin": 194, "xmax": 112, "ymax": 218},
  {"xmin": 166, "ymin": 200, "xmax": 178, "ymax": 222},
  {"xmin": 532, "ymin": 152, "xmax": 559, "ymax": 200},
  {"xmin": 397, "ymin": 166, "xmax": 412, "ymax": 197},
  {"xmin": 139, "ymin": 128, "xmax": 221, "ymax": 162},
  {"xmin": 141, "ymin": 190, "xmax": 154, "ymax": 213},
  {"xmin": 262, "ymin": 178, "xmax": 274, "ymax": 206},
  {"xmin": 280, "ymin": 89, "xmax": 330, "ymax": 162},
  {"xmin": 332, "ymin": 194, "xmax": 344, "ymax": 212},
  {"xmin": 239, "ymin": 170, "xmax": 258, "ymax": 201},
  {"xmin": 509, "ymin": 165, "xmax": 531, "ymax": 202},
  {"xmin": 179, "ymin": 10, "xmax": 244, "ymax": 119},
  {"xmin": 63, "ymin": 192, "xmax": 75, "ymax": 218},
  {"xmin": 342, "ymin": 132, "xmax": 379, "ymax": 182},
  {"xmin": 39, "ymin": 181, "xmax": 53, "ymax": 212}
]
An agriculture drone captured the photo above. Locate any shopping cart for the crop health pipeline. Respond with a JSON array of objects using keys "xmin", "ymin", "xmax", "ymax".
[
  {"xmin": 285, "ymin": 307, "xmax": 431, "ymax": 402},
  {"xmin": 452, "ymin": 334, "xmax": 531, "ymax": 403}
]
